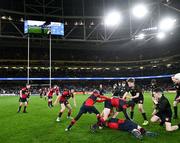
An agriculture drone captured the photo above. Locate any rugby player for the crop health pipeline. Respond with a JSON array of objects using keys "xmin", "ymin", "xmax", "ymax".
[
  {"xmin": 124, "ymin": 78, "xmax": 149, "ymax": 125},
  {"xmin": 47, "ymin": 85, "xmax": 60, "ymax": 108},
  {"xmin": 54, "ymin": 88, "xmax": 76, "ymax": 122},
  {"xmin": 65, "ymin": 90, "xmax": 110, "ymax": 131},
  {"xmin": 95, "ymin": 118, "xmax": 157, "ymax": 140},
  {"xmin": 17, "ymin": 84, "xmax": 31, "ymax": 113},
  {"xmin": 151, "ymin": 88, "xmax": 180, "ymax": 131}
]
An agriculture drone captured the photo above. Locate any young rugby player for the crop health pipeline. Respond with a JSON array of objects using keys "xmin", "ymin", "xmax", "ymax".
[
  {"xmin": 151, "ymin": 88, "xmax": 180, "ymax": 131},
  {"xmin": 97, "ymin": 118, "xmax": 157, "ymax": 140},
  {"xmin": 47, "ymin": 85, "xmax": 60, "ymax": 108},
  {"xmin": 54, "ymin": 88, "xmax": 76, "ymax": 122},
  {"xmin": 124, "ymin": 78, "xmax": 149, "ymax": 126},
  {"xmin": 65, "ymin": 90, "xmax": 110, "ymax": 131},
  {"xmin": 17, "ymin": 84, "xmax": 31, "ymax": 113}
]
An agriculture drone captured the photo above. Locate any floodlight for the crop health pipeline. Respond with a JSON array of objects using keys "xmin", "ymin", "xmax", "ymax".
[
  {"xmin": 159, "ymin": 17, "xmax": 176, "ymax": 31},
  {"xmin": 132, "ymin": 4, "xmax": 148, "ymax": 18},
  {"xmin": 104, "ymin": 10, "xmax": 122, "ymax": 27}
]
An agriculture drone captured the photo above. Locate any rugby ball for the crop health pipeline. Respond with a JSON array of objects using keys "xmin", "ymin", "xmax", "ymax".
[{"xmin": 174, "ymin": 73, "xmax": 180, "ymax": 80}]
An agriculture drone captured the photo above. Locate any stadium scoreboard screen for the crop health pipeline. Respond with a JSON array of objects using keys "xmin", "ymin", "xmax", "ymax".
[{"xmin": 24, "ymin": 20, "xmax": 64, "ymax": 36}]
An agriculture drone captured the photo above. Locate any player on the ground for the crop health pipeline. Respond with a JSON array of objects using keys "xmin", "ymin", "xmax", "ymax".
[
  {"xmin": 151, "ymin": 88, "xmax": 180, "ymax": 131},
  {"xmin": 54, "ymin": 88, "xmax": 76, "ymax": 122},
  {"xmin": 171, "ymin": 75, "xmax": 180, "ymax": 119},
  {"xmin": 91, "ymin": 97, "xmax": 134, "ymax": 131},
  {"xmin": 124, "ymin": 78, "xmax": 149, "ymax": 126},
  {"xmin": 47, "ymin": 85, "xmax": 60, "ymax": 108},
  {"xmin": 65, "ymin": 90, "xmax": 110, "ymax": 131},
  {"xmin": 94, "ymin": 118, "xmax": 157, "ymax": 140},
  {"xmin": 17, "ymin": 84, "xmax": 31, "ymax": 113}
]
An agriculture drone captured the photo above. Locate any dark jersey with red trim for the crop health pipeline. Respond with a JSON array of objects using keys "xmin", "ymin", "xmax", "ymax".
[
  {"xmin": 59, "ymin": 90, "xmax": 73, "ymax": 102},
  {"xmin": 21, "ymin": 87, "xmax": 29, "ymax": 99},
  {"xmin": 110, "ymin": 98, "xmax": 127, "ymax": 109},
  {"xmin": 84, "ymin": 93, "xmax": 99, "ymax": 106},
  {"xmin": 127, "ymin": 85, "xmax": 144, "ymax": 101},
  {"xmin": 84, "ymin": 93, "xmax": 108, "ymax": 106},
  {"xmin": 48, "ymin": 87, "xmax": 60, "ymax": 97},
  {"xmin": 55, "ymin": 87, "xmax": 60, "ymax": 95},
  {"xmin": 48, "ymin": 88, "xmax": 54, "ymax": 97},
  {"xmin": 107, "ymin": 118, "xmax": 125, "ymax": 129}
]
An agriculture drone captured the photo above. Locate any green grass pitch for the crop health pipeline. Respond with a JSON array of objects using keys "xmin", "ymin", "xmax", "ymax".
[{"xmin": 0, "ymin": 92, "xmax": 179, "ymax": 143}]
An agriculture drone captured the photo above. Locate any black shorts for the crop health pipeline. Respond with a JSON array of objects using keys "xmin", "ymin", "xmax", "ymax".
[
  {"xmin": 104, "ymin": 100, "xmax": 113, "ymax": 109},
  {"xmin": 60, "ymin": 100, "xmax": 69, "ymax": 106},
  {"xmin": 79, "ymin": 105, "xmax": 100, "ymax": 115},
  {"xmin": 132, "ymin": 98, "xmax": 144, "ymax": 104},
  {"xmin": 19, "ymin": 98, "xmax": 27, "ymax": 103},
  {"xmin": 174, "ymin": 95, "xmax": 180, "ymax": 101},
  {"xmin": 118, "ymin": 120, "xmax": 138, "ymax": 132},
  {"xmin": 155, "ymin": 112, "xmax": 172, "ymax": 123},
  {"xmin": 48, "ymin": 96, "xmax": 52, "ymax": 99}
]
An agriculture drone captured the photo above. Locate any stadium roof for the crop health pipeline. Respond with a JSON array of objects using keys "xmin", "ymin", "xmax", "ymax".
[{"xmin": 0, "ymin": 0, "xmax": 180, "ymax": 61}]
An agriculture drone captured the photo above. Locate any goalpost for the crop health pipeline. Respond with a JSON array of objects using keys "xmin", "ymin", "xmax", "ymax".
[
  {"xmin": 24, "ymin": 20, "xmax": 64, "ymax": 88},
  {"xmin": 27, "ymin": 33, "xmax": 52, "ymax": 89}
]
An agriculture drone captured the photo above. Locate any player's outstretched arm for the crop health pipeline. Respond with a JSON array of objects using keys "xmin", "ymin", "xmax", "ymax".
[{"xmin": 53, "ymin": 95, "xmax": 61, "ymax": 106}]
